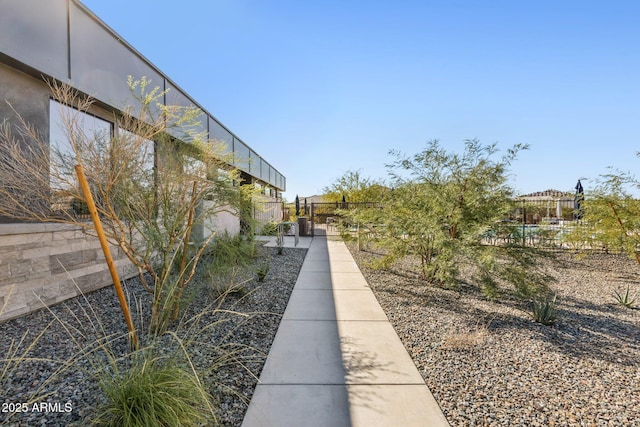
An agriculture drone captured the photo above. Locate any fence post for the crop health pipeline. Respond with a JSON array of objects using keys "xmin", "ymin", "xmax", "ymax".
[
  {"xmin": 522, "ymin": 200, "xmax": 526, "ymax": 247},
  {"xmin": 310, "ymin": 203, "xmax": 315, "ymax": 237}
]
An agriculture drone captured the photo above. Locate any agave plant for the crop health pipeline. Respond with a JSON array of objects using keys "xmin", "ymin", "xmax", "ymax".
[
  {"xmin": 614, "ymin": 285, "xmax": 636, "ymax": 308},
  {"xmin": 531, "ymin": 294, "xmax": 557, "ymax": 325}
]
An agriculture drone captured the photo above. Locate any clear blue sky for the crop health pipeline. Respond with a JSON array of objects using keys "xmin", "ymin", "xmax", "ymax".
[{"xmin": 82, "ymin": 0, "xmax": 640, "ymax": 201}]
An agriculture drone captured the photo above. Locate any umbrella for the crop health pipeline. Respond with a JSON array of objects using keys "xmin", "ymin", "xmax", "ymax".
[
  {"xmin": 295, "ymin": 195, "xmax": 300, "ymax": 216},
  {"xmin": 574, "ymin": 180, "xmax": 584, "ymax": 220}
]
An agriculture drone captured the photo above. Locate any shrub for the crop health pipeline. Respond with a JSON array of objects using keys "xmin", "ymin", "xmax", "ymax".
[
  {"xmin": 200, "ymin": 232, "xmax": 258, "ymax": 296},
  {"xmin": 260, "ymin": 221, "xmax": 279, "ymax": 236},
  {"xmin": 256, "ymin": 261, "xmax": 270, "ymax": 282},
  {"xmin": 93, "ymin": 348, "xmax": 214, "ymax": 426},
  {"xmin": 531, "ymin": 295, "xmax": 557, "ymax": 325},
  {"xmin": 206, "ymin": 232, "xmax": 256, "ymax": 272}
]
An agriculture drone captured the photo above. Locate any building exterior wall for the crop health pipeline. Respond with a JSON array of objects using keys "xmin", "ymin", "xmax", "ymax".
[
  {"xmin": 0, "ymin": 223, "xmax": 135, "ymax": 322},
  {"xmin": 0, "ymin": 1, "xmax": 285, "ymax": 322}
]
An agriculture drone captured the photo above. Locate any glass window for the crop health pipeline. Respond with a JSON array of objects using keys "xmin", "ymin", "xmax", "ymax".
[
  {"xmin": 49, "ymin": 99, "xmax": 112, "ymax": 212},
  {"xmin": 233, "ymin": 138, "xmax": 250, "ymax": 173},
  {"xmin": 118, "ymin": 128, "xmax": 155, "ymax": 187},
  {"xmin": 209, "ymin": 117, "xmax": 233, "ymax": 155},
  {"xmin": 70, "ymin": 1, "xmax": 163, "ymax": 111}
]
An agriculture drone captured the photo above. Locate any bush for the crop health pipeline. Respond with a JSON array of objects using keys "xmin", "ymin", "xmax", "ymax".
[
  {"xmin": 206, "ymin": 232, "xmax": 256, "ymax": 272},
  {"xmin": 93, "ymin": 348, "xmax": 214, "ymax": 426},
  {"xmin": 256, "ymin": 261, "xmax": 270, "ymax": 282},
  {"xmin": 260, "ymin": 221, "xmax": 279, "ymax": 236},
  {"xmin": 201, "ymin": 232, "xmax": 256, "ymax": 296}
]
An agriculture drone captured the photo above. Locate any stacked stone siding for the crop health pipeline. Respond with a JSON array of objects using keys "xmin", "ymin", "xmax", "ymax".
[{"xmin": 0, "ymin": 223, "xmax": 134, "ymax": 322}]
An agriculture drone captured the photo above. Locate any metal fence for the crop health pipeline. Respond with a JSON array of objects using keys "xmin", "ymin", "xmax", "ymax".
[
  {"xmin": 305, "ymin": 198, "xmax": 592, "ymax": 248},
  {"xmin": 253, "ymin": 201, "xmax": 287, "ymax": 227}
]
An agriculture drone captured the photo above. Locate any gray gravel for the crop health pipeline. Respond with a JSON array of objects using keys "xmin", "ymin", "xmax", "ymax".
[
  {"xmin": 0, "ymin": 244, "xmax": 306, "ymax": 426},
  {"xmin": 347, "ymin": 243, "xmax": 640, "ymax": 427}
]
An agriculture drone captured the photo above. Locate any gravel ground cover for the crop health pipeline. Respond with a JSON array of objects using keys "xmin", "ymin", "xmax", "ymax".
[
  {"xmin": 347, "ymin": 243, "xmax": 640, "ymax": 427},
  {"xmin": 0, "ymin": 244, "xmax": 306, "ymax": 426}
]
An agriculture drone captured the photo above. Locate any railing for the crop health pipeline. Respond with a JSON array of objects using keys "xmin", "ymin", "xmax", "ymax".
[
  {"xmin": 276, "ymin": 221, "xmax": 299, "ymax": 247},
  {"xmin": 254, "ymin": 201, "xmax": 287, "ymax": 226}
]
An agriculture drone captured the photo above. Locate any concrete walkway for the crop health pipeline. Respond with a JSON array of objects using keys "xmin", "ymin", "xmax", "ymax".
[{"xmin": 242, "ymin": 237, "xmax": 449, "ymax": 427}]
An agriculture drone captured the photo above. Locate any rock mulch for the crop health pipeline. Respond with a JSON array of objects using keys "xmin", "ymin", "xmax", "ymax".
[
  {"xmin": 0, "ymin": 245, "xmax": 306, "ymax": 426},
  {"xmin": 347, "ymin": 244, "xmax": 640, "ymax": 426}
]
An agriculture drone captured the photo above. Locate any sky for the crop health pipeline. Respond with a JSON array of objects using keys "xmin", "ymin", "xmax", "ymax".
[{"xmin": 81, "ymin": 0, "xmax": 640, "ymax": 201}]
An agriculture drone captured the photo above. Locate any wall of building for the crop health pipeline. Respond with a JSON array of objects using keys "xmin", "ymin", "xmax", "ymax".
[
  {"xmin": 0, "ymin": 0, "xmax": 285, "ymax": 322},
  {"xmin": 0, "ymin": 223, "xmax": 135, "ymax": 322},
  {"xmin": 0, "ymin": 61, "xmax": 136, "ymax": 323}
]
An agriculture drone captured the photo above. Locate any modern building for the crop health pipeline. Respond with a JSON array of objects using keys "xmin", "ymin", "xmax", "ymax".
[{"xmin": 0, "ymin": 0, "xmax": 285, "ymax": 321}]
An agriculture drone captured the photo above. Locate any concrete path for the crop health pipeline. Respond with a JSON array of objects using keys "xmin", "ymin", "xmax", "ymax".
[{"xmin": 242, "ymin": 237, "xmax": 449, "ymax": 427}]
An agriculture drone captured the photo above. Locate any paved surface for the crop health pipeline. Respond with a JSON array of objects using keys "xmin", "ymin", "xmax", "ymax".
[{"xmin": 243, "ymin": 236, "xmax": 449, "ymax": 427}]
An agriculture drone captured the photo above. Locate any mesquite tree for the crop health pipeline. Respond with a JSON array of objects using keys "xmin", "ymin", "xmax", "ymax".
[
  {"xmin": 362, "ymin": 139, "xmax": 551, "ymax": 297},
  {"xmin": 568, "ymin": 167, "xmax": 640, "ymax": 264}
]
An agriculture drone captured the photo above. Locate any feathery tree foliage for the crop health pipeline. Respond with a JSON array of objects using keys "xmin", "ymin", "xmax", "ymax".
[
  {"xmin": 0, "ymin": 78, "xmax": 256, "ymax": 334},
  {"xmin": 567, "ymin": 166, "xmax": 640, "ymax": 265},
  {"xmin": 343, "ymin": 139, "xmax": 551, "ymax": 297}
]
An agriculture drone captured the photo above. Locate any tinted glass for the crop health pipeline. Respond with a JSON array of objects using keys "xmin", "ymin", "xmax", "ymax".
[
  {"xmin": 0, "ymin": 0, "xmax": 68, "ymax": 78},
  {"xmin": 233, "ymin": 138, "xmax": 250, "ymax": 173},
  {"xmin": 69, "ymin": 2, "xmax": 162, "ymax": 112},
  {"xmin": 49, "ymin": 99, "xmax": 112, "ymax": 207},
  {"xmin": 164, "ymin": 82, "xmax": 207, "ymax": 142},
  {"xmin": 209, "ymin": 117, "xmax": 233, "ymax": 154}
]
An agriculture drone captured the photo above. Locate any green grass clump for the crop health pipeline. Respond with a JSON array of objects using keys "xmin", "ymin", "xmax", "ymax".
[{"xmin": 93, "ymin": 347, "xmax": 214, "ymax": 427}]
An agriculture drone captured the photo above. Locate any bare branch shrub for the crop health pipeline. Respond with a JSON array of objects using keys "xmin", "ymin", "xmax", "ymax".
[{"xmin": 0, "ymin": 77, "xmax": 256, "ymax": 334}]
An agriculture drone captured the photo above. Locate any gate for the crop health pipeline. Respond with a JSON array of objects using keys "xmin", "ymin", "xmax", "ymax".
[
  {"xmin": 310, "ymin": 202, "xmax": 344, "ymax": 236},
  {"xmin": 309, "ymin": 202, "xmax": 382, "ymax": 237}
]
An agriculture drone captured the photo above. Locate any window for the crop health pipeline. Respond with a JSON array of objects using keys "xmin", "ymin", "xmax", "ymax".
[
  {"xmin": 118, "ymin": 128, "xmax": 155, "ymax": 188},
  {"xmin": 49, "ymin": 99, "xmax": 112, "ymax": 212}
]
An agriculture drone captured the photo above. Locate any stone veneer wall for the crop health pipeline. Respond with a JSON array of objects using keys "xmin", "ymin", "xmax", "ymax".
[{"xmin": 0, "ymin": 223, "xmax": 135, "ymax": 322}]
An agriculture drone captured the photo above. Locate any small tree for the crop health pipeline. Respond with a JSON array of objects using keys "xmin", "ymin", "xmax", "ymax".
[
  {"xmin": 322, "ymin": 169, "xmax": 387, "ymax": 203},
  {"xmin": 0, "ymin": 78, "xmax": 255, "ymax": 334},
  {"xmin": 365, "ymin": 139, "xmax": 549, "ymax": 296},
  {"xmin": 570, "ymin": 168, "xmax": 640, "ymax": 265}
]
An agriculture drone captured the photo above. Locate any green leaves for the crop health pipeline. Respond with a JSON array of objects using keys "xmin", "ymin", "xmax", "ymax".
[
  {"xmin": 614, "ymin": 285, "xmax": 636, "ymax": 308},
  {"xmin": 531, "ymin": 295, "xmax": 557, "ymax": 325}
]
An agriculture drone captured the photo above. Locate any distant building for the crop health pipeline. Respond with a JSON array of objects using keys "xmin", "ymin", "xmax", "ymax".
[{"xmin": 518, "ymin": 189, "xmax": 575, "ymax": 223}]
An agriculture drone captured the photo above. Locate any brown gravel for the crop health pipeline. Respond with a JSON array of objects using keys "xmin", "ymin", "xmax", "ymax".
[{"xmin": 347, "ymin": 243, "xmax": 640, "ymax": 427}]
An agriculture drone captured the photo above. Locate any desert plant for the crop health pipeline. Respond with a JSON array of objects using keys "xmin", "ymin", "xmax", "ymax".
[
  {"xmin": 531, "ymin": 294, "xmax": 557, "ymax": 325},
  {"xmin": 206, "ymin": 232, "xmax": 256, "ymax": 272},
  {"xmin": 256, "ymin": 261, "xmax": 270, "ymax": 282},
  {"xmin": 568, "ymin": 166, "xmax": 640, "ymax": 265},
  {"xmin": 345, "ymin": 139, "xmax": 551, "ymax": 295},
  {"xmin": 260, "ymin": 221, "xmax": 279, "ymax": 236},
  {"xmin": 205, "ymin": 265, "xmax": 251, "ymax": 297},
  {"xmin": 0, "ymin": 77, "xmax": 258, "ymax": 335},
  {"xmin": 93, "ymin": 346, "xmax": 214, "ymax": 427},
  {"xmin": 614, "ymin": 285, "xmax": 636, "ymax": 308}
]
